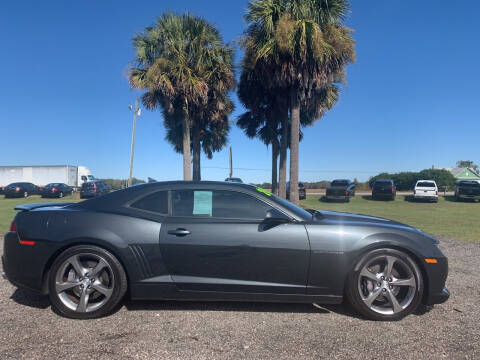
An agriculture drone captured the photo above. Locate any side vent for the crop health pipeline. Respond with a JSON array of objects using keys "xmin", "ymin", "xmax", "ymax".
[{"xmin": 129, "ymin": 245, "xmax": 154, "ymax": 279}]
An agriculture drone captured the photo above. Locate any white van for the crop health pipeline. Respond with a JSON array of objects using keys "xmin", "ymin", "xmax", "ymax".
[{"xmin": 413, "ymin": 180, "xmax": 438, "ymax": 202}]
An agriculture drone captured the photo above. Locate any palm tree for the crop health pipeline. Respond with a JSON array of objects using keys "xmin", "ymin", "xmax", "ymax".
[
  {"xmin": 243, "ymin": 0, "xmax": 355, "ymax": 203},
  {"xmin": 129, "ymin": 13, "xmax": 235, "ymax": 180}
]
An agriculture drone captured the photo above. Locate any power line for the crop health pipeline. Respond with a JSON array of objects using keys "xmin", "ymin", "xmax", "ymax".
[{"xmin": 203, "ymin": 166, "xmax": 378, "ymax": 174}]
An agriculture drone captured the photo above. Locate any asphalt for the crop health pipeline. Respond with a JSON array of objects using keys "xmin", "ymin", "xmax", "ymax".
[{"xmin": 0, "ymin": 236, "xmax": 478, "ymax": 359}]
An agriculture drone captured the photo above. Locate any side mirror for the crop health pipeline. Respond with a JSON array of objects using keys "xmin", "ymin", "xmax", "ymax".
[{"xmin": 264, "ymin": 209, "xmax": 290, "ymax": 223}]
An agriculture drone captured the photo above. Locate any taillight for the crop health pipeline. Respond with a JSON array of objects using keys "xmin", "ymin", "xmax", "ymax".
[
  {"xmin": 345, "ymin": 190, "xmax": 349, "ymax": 196},
  {"xmin": 413, "ymin": 189, "xmax": 416, "ymax": 195},
  {"xmin": 93, "ymin": 183, "xmax": 97, "ymax": 190},
  {"xmin": 10, "ymin": 221, "xmax": 17, "ymax": 232},
  {"xmin": 15, "ymin": 187, "xmax": 20, "ymax": 191},
  {"xmin": 52, "ymin": 187, "xmax": 58, "ymax": 192},
  {"xmin": 436, "ymin": 190, "xmax": 438, "ymax": 195},
  {"xmin": 392, "ymin": 187, "xmax": 395, "ymax": 193}
]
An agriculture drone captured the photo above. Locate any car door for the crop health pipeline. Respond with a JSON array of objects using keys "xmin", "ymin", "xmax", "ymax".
[{"xmin": 161, "ymin": 188, "xmax": 310, "ymax": 294}]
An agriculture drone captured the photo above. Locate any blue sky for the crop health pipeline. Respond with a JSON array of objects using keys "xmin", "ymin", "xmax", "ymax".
[{"xmin": 1, "ymin": 0, "xmax": 479, "ymax": 183}]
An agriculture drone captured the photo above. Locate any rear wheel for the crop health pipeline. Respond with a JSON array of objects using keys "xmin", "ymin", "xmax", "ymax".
[
  {"xmin": 346, "ymin": 248, "xmax": 423, "ymax": 321},
  {"xmin": 48, "ymin": 245, "xmax": 127, "ymax": 319}
]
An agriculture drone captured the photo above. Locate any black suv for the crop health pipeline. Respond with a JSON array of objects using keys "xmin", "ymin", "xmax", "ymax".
[
  {"xmin": 325, "ymin": 179, "xmax": 356, "ymax": 202},
  {"xmin": 455, "ymin": 180, "xmax": 480, "ymax": 202},
  {"xmin": 80, "ymin": 181, "xmax": 110, "ymax": 199},
  {"xmin": 4, "ymin": 182, "xmax": 40, "ymax": 198},
  {"xmin": 372, "ymin": 179, "xmax": 396, "ymax": 200}
]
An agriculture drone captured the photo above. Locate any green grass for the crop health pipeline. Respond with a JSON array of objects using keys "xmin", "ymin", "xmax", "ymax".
[
  {"xmin": 0, "ymin": 194, "xmax": 82, "ymax": 235},
  {"xmin": 300, "ymin": 195, "xmax": 480, "ymax": 242},
  {"xmin": 1, "ymin": 194, "xmax": 478, "ymax": 242}
]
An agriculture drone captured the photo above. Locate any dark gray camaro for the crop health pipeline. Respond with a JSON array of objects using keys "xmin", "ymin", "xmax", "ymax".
[{"xmin": 2, "ymin": 181, "xmax": 449, "ymax": 320}]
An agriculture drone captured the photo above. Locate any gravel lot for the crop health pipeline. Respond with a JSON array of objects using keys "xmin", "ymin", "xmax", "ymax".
[{"xmin": 1, "ymin": 236, "xmax": 479, "ymax": 359}]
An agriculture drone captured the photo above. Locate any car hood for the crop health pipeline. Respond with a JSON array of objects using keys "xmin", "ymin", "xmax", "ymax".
[{"xmin": 316, "ymin": 210, "xmax": 415, "ymax": 230}]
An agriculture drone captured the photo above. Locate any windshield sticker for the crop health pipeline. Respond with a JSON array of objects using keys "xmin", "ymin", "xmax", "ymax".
[{"xmin": 256, "ymin": 187, "xmax": 272, "ymax": 196}]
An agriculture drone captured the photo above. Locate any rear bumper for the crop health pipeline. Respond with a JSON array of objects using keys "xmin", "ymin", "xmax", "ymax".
[
  {"xmin": 326, "ymin": 195, "xmax": 347, "ymax": 200},
  {"xmin": 2, "ymin": 232, "xmax": 49, "ymax": 293},
  {"xmin": 457, "ymin": 194, "xmax": 480, "ymax": 200},
  {"xmin": 414, "ymin": 194, "xmax": 438, "ymax": 200}
]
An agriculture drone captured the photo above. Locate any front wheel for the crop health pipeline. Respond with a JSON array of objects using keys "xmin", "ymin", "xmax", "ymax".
[
  {"xmin": 48, "ymin": 245, "xmax": 127, "ymax": 319},
  {"xmin": 345, "ymin": 248, "xmax": 423, "ymax": 321}
]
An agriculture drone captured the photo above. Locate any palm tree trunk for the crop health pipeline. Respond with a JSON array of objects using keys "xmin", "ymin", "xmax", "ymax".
[
  {"xmin": 289, "ymin": 89, "xmax": 300, "ymax": 205},
  {"xmin": 278, "ymin": 106, "xmax": 288, "ymax": 199},
  {"xmin": 182, "ymin": 115, "xmax": 192, "ymax": 181},
  {"xmin": 271, "ymin": 140, "xmax": 279, "ymax": 195},
  {"xmin": 192, "ymin": 125, "xmax": 201, "ymax": 181}
]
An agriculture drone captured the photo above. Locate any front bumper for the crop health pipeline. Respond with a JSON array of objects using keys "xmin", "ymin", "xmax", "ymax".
[{"xmin": 425, "ymin": 287, "xmax": 450, "ymax": 305}]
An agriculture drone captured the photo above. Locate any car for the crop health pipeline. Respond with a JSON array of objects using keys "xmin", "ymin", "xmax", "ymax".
[
  {"xmin": 325, "ymin": 179, "xmax": 355, "ymax": 202},
  {"xmin": 286, "ymin": 181, "xmax": 306, "ymax": 200},
  {"xmin": 2, "ymin": 181, "xmax": 449, "ymax": 320},
  {"xmin": 224, "ymin": 177, "xmax": 243, "ymax": 183},
  {"xmin": 80, "ymin": 181, "xmax": 110, "ymax": 199},
  {"xmin": 3, "ymin": 182, "xmax": 40, "ymax": 198},
  {"xmin": 454, "ymin": 180, "xmax": 480, "ymax": 202},
  {"xmin": 413, "ymin": 180, "xmax": 438, "ymax": 202},
  {"xmin": 372, "ymin": 179, "xmax": 396, "ymax": 200},
  {"xmin": 41, "ymin": 183, "xmax": 73, "ymax": 198}
]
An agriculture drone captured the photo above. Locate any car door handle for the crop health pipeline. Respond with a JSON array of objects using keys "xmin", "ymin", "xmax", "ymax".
[{"xmin": 168, "ymin": 228, "xmax": 191, "ymax": 236}]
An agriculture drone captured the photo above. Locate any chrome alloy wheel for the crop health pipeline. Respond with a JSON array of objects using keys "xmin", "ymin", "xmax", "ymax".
[
  {"xmin": 54, "ymin": 253, "xmax": 114, "ymax": 313},
  {"xmin": 358, "ymin": 255, "xmax": 417, "ymax": 315}
]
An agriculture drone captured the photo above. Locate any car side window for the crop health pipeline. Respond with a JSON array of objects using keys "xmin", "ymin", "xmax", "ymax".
[
  {"xmin": 130, "ymin": 191, "xmax": 168, "ymax": 214},
  {"xmin": 171, "ymin": 189, "xmax": 273, "ymax": 219}
]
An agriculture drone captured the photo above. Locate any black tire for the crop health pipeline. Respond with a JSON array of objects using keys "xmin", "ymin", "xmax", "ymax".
[
  {"xmin": 345, "ymin": 248, "xmax": 423, "ymax": 321},
  {"xmin": 48, "ymin": 245, "xmax": 127, "ymax": 319}
]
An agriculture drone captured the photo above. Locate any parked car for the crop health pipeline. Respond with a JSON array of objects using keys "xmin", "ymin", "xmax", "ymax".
[
  {"xmin": 3, "ymin": 181, "xmax": 449, "ymax": 320},
  {"xmin": 372, "ymin": 179, "xmax": 396, "ymax": 200},
  {"xmin": 286, "ymin": 181, "xmax": 306, "ymax": 200},
  {"xmin": 413, "ymin": 180, "xmax": 438, "ymax": 202},
  {"xmin": 3, "ymin": 182, "xmax": 40, "ymax": 198},
  {"xmin": 325, "ymin": 179, "xmax": 355, "ymax": 202},
  {"xmin": 41, "ymin": 183, "xmax": 73, "ymax": 198},
  {"xmin": 80, "ymin": 181, "xmax": 110, "ymax": 199},
  {"xmin": 455, "ymin": 180, "xmax": 480, "ymax": 202},
  {"xmin": 224, "ymin": 177, "xmax": 243, "ymax": 183}
]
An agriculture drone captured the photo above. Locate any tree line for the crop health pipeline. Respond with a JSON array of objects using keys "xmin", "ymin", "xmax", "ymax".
[{"xmin": 128, "ymin": 0, "xmax": 355, "ymax": 205}]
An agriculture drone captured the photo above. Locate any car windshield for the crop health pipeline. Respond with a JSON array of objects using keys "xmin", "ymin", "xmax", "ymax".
[
  {"xmin": 417, "ymin": 182, "xmax": 435, "ymax": 188},
  {"xmin": 331, "ymin": 180, "xmax": 348, "ymax": 186},
  {"xmin": 255, "ymin": 188, "xmax": 312, "ymax": 220},
  {"xmin": 87, "ymin": 175, "xmax": 95, "ymax": 180}
]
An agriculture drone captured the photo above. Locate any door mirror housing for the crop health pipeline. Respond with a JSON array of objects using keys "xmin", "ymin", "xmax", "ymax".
[{"xmin": 264, "ymin": 209, "xmax": 290, "ymax": 223}]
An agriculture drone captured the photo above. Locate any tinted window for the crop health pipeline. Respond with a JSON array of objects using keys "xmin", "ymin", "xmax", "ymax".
[
  {"xmin": 374, "ymin": 180, "xmax": 392, "ymax": 186},
  {"xmin": 417, "ymin": 182, "xmax": 436, "ymax": 188},
  {"xmin": 131, "ymin": 191, "xmax": 168, "ymax": 214},
  {"xmin": 45, "ymin": 183, "xmax": 62, "ymax": 188},
  {"xmin": 331, "ymin": 180, "xmax": 349, "ymax": 186},
  {"xmin": 171, "ymin": 189, "xmax": 273, "ymax": 219},
  {"xmin": 458, "ymin": 181, "xmax": 480, "ymax": 188}
]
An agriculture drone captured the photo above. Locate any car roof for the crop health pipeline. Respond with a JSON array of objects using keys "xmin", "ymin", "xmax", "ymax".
[{"xmin": 416, "ymin": 180, "xmax": 436, "ymax": 183}]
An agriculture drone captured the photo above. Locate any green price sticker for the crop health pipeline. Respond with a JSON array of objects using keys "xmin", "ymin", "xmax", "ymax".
[{"xmin": 256, "ymin": 187, "xmax": 272, "ymax": 196}]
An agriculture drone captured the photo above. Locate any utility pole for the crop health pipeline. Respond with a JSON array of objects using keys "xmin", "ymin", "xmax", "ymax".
[
  {"xmin": 229, "ymin": 147, "xmax": 233, "ymax": 178},
  {"xmin": 128, "ymin": 98, "xmax": 141, "ymax": 187}
]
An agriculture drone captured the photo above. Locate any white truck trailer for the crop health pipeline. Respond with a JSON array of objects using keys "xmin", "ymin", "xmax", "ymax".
[{"xmin": 0, "ymin": 165, "xmax": 94, "ymax": 189}]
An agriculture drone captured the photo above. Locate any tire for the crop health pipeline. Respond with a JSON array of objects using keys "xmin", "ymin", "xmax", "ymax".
[
  {"xmin": 345, "ymin": 248, "xmax": 423, "ymax": 321},
  {"xmin": 48, "ymin": 245, "xmax": 127, "ymax": 319}
]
